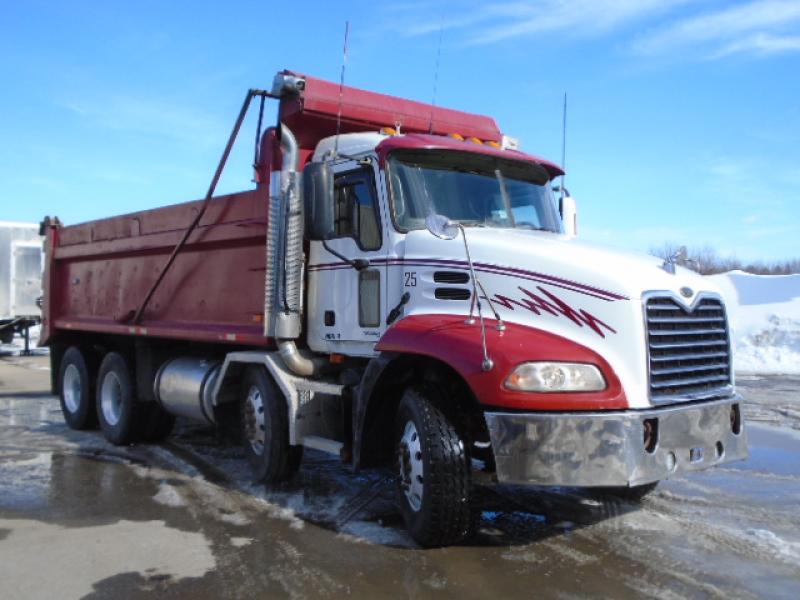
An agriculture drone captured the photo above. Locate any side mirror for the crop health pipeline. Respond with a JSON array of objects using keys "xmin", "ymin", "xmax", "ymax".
[
  {"xmin": 559, "ymin": 195, "xmax": 578, "ymax": 237},
  {"xmin": 302, "ymin": 162, "xmax": 334, "ymax": 240},
  {"xmin": 425, "ymin": 214, "xmax": 459, "ymax": 240}
]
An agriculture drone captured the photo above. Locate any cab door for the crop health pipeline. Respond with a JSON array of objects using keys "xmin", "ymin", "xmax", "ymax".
[{"xmin": 306, "ymin": 160, "xmax": 387, "ymax": 356}]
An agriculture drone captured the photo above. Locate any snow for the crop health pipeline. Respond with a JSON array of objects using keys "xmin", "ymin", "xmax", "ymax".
[{"xmin": 709, "ymin": 271, "xmax": 800, "ymax": 375}]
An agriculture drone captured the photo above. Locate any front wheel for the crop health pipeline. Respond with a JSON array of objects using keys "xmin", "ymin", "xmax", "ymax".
[{"xmin": 395, "ymin": 385, "xmax": 473, "ymax": 547}]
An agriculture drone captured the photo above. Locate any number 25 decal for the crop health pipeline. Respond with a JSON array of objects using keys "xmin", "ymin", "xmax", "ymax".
[{"xmin": 404, "ymin": 272, "xmax": 417, "ymax": 287}]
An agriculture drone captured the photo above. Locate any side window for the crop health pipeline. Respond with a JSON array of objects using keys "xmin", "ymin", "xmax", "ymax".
[{"xmin": 333, "ymin": 168, "xmax": 382, "ymax": 251}]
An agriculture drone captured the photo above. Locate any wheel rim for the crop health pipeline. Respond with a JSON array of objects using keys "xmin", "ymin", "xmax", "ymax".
[
  {"xmin": 243, "ymin": 385, "xmax": 266, "ymax": 456},
  {"xmin": 62, "ymin": 364, "xmax": 81, "ymax": 414},
  {"xmin": 100, "ymin": 371, "xmax": 123, "ymax": 426},
  {"xmin": 399, "ymin": 420, "xmax": 424, "ymax": 512}
]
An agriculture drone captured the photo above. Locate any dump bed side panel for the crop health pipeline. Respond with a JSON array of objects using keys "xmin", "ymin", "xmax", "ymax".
[{"xmin": 42, "ymin": 188, "xmax": 272, "ymax": 347}]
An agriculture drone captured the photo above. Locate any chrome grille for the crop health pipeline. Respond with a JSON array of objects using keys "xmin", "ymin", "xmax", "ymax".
[{"xmin": 646, "ymin": 295, "xmax": 732, "ymax": 403}]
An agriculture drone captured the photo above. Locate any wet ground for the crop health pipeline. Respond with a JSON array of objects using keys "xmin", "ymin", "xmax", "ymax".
[{"xmin": 1, "ymin": 354, "xmax": 799, "ymax": 599}]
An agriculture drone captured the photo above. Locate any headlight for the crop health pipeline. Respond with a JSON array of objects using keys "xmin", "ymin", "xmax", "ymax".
[{"xmin": 504, "ymin": 362, "xmax": 606, "ymax": 392}]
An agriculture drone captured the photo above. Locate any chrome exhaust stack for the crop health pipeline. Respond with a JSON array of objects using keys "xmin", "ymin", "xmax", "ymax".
[{"xmin": 262, "ymin": 83, "xmax": 325, "ymax": 376}]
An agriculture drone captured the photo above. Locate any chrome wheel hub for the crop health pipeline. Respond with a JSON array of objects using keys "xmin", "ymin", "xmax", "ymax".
[
  {"xmin": 100, "ymin": 371, "xmax": 123, "ymax": 426},
  {"xmin": 243, "ymin": 386, "xmax": 266, "ymax": 456},
  {"xmin": 63, "ymin": 364, "xmax": 81, "ymax": 414},
  {"xmin": 399, "ymin": 420, "xmax": 424, "ymax": 512}
]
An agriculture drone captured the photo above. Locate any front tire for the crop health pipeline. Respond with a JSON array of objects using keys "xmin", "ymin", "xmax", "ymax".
[
  {"xmin": 395, "ymin": 385, "xmax": 473, "ymax": 547},
  {"xmin": 96, "ymin": 352, "xmax": 141, "ymax": 445},
  {"xmin": 59, "ymin": 346, "xmax": 97, "ymax": 430},
  {"xmin": 240, "ymin": 366, "xmax": 302, "ymax": 483}
]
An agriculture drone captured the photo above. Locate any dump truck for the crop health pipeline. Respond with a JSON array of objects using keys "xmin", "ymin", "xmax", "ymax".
[
  {"xmin": 1, "ymin": 221, "xmax": 43, "ymax": 350},
  {"xmin": 41, "ymin": 70, "xmax": 748, "ymax": 546}
]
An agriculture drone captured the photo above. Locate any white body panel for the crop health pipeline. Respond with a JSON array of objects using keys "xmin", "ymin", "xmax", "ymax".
[{"xmin": 303, "ymin": 133, "xmax": 727, "ymax": 410}]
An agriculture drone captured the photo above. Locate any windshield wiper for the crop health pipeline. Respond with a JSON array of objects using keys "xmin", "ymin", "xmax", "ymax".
[{"xmin": 515, "ymin": 223, "xmax": 551, "ymax": 232}]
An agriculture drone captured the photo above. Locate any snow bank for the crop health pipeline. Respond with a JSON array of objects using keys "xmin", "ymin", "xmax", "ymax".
[{"xmin": 709, "ymin": 271, "xmax": 800, "ymax": 375}]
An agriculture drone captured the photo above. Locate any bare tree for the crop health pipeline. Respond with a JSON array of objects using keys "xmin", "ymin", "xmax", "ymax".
[{"xmin": 649, "ymin": 243, "xmax": 799, "ymax": 275}]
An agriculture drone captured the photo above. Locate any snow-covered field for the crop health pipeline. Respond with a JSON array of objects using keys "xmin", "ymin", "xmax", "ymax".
[{"xmin": 710, "ymin": 271, "xmax": 800, "ymax": 375}]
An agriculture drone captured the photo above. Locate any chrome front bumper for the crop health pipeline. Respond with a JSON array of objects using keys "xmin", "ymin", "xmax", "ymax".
[{"xmin": 484, "ymin": 396, "xmax": 748, "ymax": 487}]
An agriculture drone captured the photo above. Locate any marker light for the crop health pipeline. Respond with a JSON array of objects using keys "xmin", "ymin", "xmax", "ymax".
[
  {"xmin": 449, "ymin": 133, "xmax": 464, "ymax": 140},
  {"xmin": 381, "ymin": 127, "xmax": 397, "ymax": 136},
  {"xmin": 485, "ymin": 140, "xmax": 501, "ymax": 148},
  {"xmin": 505, "ymin": 362, "xmax": 606, "ymax": 393},
  {"xmin": 468, "ymin": 136, "xmax": 482, "ymax": 144}
]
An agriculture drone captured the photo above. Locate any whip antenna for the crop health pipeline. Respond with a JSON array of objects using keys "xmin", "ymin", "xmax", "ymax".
[
  {"xmin": 333, "ymin": 20, "xmax": 350, "ymax": 159},
  {"xmin": 428, "ymin": 20, "xmax": 444, "ymax": 133},
  {"xmin": 560, "ymin": 92, "xmax": 567, "ymax": 195}
]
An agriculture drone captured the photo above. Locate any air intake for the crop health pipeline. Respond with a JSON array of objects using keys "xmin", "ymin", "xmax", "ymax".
[
  {"xmin": 433, "ymin": 271, "xmax": 469, "ymax": 284},
  {"xmin": 435, "ymin": 288, "xmax": 471, "ymax": 301}
]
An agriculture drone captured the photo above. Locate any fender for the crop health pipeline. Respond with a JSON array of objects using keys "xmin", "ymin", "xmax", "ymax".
[{"xmin": 375, "ymin": 314, "xmax": 627, "ymax": 412}]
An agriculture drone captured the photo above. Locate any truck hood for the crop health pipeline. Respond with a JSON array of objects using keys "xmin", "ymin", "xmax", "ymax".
[{"xmin": 400, "ymin": 228, "xmax": 724, "ymax": 408}]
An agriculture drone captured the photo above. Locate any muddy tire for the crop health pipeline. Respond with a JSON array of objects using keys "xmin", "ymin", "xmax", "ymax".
[
  {"xmin": 96, "ymin": 352, "xmax": 141, "ymax": 445},
  {"xmin": 395, "ymin": 385, "xmax": 473, "ymax": 547},
  {"xmin": 140, "ymin": 404, "xmax": 175, "ymax": 442},
  {"xmin": 596, "ymin": 481, "xmax": 659, "ymax": 502},
  {"xmin": 240, "ymin": 366, "xmax": 302, "ymax": 483},
  {"xmin": 58, "ymin": 346, "xmax": 97, "ymax": 430}
]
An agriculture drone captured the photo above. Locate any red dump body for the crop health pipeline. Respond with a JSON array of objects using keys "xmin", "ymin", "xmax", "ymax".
[
  {"xmin": 40, "ymin": 70, "xmax": 506, "ymax": 348},
  {"xmin": 40, "ymin": 189, "xmax": 271, "ymax": 347}
]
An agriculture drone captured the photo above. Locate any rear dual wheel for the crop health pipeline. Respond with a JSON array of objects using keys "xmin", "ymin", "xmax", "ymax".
[
  {"xmin": 96, "ymin": 352, "xmax": 141, "ymax": 445},
  {"xmin": 59, "ymin": 346, "xmax": 97, "ymax": 430},
  {"xmin": 95, "ymin": 352, "xmax": 173, "ymax": 445}
]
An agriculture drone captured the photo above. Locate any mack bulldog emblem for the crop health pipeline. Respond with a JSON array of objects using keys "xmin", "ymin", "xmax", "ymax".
[{"xmin": 486, "ymin": 285, "xmax": 617, "ymax": 337}]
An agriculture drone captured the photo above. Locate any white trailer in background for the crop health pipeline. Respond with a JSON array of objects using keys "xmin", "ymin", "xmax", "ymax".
[{"xmin": 0, "ymin": 221, "xmax": 43, "ymax": 351}]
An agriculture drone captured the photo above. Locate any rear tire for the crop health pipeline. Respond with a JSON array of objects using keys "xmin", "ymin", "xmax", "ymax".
[
  {"xmin": 395, "ymin": 385, "xmax": 473, "ymax": 547},
  {"xmin": 58, "ymin": 346, "xmax": 97, "ymax": 430},
  {"xmin": 240, "ymin": 366, "xmax": 302, "ymax": 483},
  {"xmin": 96, "ymin": 352, "xmax": 141, "ymax": 445}
]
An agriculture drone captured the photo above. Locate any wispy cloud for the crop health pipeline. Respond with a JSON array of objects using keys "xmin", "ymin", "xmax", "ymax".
[
  {"xmin": 59, "ymin": 94, "xmax": 225, "ymax": 147},
  {"xmin": 389, "ymin": 1, "xmax": 800, "ymax": 60},
  {"xmin": 468, "ymin": 0, "xmax": 687, "ymax": 45},
  {"xmin": 392, "ymin": 0, "xmax": 687, "ymax": 44},
  {"xmin": 634, "ymin": 0, "xmax": 800, "ymax": 58}
]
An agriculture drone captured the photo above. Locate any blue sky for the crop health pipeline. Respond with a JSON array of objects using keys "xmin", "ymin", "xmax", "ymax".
[{"xmin": 1, "ymin": 0, "xmax": 798, "ymax": 261}]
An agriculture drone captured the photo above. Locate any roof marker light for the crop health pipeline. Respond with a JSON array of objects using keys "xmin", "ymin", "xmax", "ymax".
[
  {"xmin": 449, "ymin": 133, "xmax": 464, "ymax": 140},
  {"xmin": 468, "ymin": 137, "xmax": 482, "ymax": 144},
  {"xmin": 381, "ymin": 127, "xmax": 397, "ymax": 136},
  {"xmin": 485, "ymin": 140, "xmax": 501, "ymax": 148}
]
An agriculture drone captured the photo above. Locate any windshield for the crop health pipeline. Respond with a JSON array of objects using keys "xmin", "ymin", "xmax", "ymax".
[{"xmin": 388, "ymin": 150, "xmax": 562, "ymax": 233}]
